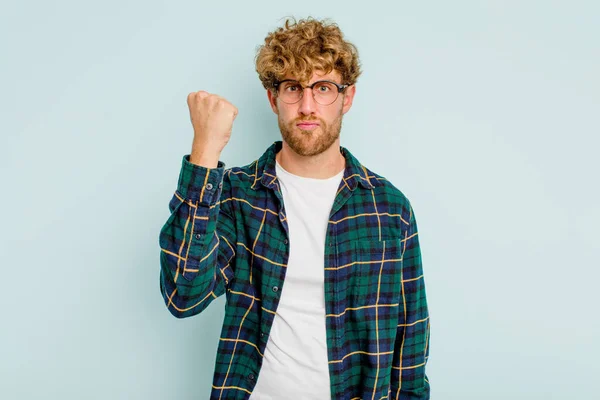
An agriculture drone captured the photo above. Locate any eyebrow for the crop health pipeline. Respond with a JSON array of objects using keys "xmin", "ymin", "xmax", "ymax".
[{"xmin": 283, "ymin": 79, "xmax": 339, "ymax": 84}]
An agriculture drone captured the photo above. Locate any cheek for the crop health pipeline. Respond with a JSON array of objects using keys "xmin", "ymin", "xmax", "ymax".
[{"xmin": 277, "ymin": 106, "xmax": 296, "ymax": 121}]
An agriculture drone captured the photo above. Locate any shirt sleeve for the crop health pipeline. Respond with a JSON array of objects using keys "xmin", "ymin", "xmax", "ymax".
[
  {"xmin": 390, "ymin": 203, "xmax": 431, "ymax": 399},
  {"xmin": 158, "ymin": 155, "xmax": 237, "ymax": 318}
]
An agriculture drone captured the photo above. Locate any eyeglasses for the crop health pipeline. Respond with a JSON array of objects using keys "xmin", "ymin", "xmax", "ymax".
[{"xmin": 273, "ymin": 79, "xmax": 349, "ymax": 105}]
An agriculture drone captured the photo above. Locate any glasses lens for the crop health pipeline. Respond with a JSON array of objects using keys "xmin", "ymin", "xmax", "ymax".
[
  {"xmin": 278, "ymin": 81, "xmax": 302, "ymax": 103},
  {"xmin": 313, "ymin": 82, "xmax": 338, "ymax": 105}
]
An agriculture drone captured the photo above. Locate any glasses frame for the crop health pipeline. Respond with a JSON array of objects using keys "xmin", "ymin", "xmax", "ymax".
[{"xmin": 273, "ymin": 79, "xmax": 350, "ymax": 105}]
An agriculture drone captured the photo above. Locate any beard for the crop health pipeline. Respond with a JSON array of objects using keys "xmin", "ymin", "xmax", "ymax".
[{"xmin": 277, "ymin": 108, "xmax": 343, "ymax": 157}]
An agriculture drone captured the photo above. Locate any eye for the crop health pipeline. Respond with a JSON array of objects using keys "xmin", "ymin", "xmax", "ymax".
[
  {"xmin": 284, "ymin": 83, "xmax": 301, "ymax": 92},
  {"xmin": 314, "ymin": 82, "xmax": 334, "ymax": 93}
]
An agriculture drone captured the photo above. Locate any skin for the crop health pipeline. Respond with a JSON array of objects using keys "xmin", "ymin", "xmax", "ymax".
[
  {"xmin": 188, "ymin": 91, "xmax": 238, "ymax": 168},
  {"xmin": 267, "ymin": 70, "xmax": 356, "ymax": 179}
]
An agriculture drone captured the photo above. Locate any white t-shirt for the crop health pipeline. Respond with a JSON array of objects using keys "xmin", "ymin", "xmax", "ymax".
[{"xmin": 249, "ymin": 159, "xmax": 345, "ymax": 400}]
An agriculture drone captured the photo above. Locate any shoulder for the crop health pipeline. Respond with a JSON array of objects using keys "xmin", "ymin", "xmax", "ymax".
[
  {"xmin": 363, "ymin": 164, "xmax": 414, "ymax": 219},
  {"xmin": 221, "ymin": 158, "xmax": 265, "ymax": 198}
]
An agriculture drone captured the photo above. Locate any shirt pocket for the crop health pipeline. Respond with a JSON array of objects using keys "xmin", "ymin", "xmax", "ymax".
[{"xmin": 345, "ymin": 239, "xmax": 404, "ymax": 317}]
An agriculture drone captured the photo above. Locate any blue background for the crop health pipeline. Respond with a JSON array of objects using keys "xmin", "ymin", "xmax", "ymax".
[{"xmin": 1, "ymin": 0, "xmax": 598, "ymax": 398}]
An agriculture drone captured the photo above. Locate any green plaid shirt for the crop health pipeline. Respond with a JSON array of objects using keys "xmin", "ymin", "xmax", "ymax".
[{"xmin": 159, "ymin": 141, "xmax": 431, "ymax": 399}]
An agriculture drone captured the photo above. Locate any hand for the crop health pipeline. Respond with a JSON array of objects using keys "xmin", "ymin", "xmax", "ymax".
[{"xmin": 187, "ymin": 91, "xmax": 238, "ymax": 166}]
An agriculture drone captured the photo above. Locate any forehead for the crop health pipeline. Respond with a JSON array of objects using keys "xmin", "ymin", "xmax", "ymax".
[{"xmin": 283, "ymin": 69, "xmax": 342, "ymax": 83}]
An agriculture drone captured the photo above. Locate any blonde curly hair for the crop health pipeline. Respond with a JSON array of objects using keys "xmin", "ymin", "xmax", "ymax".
[{"xmin": 255, "ymin": 17, "xmax": 362, "ymax": 91}]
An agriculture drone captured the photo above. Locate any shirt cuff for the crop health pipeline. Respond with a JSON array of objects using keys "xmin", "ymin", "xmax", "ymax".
[{"xmin": 176, "ymin": 155, "xmax": 226, "ymax": 206}]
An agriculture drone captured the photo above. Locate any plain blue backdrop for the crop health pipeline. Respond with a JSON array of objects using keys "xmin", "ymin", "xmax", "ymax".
[{"xmin": 1, "ymin": 0, "xmax": 599, "ymax": 399}]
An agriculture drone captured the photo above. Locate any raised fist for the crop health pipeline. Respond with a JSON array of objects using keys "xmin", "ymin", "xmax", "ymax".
[{"xmin": 187, "ymin": 91, "xmax": 238, "ymax": 166}]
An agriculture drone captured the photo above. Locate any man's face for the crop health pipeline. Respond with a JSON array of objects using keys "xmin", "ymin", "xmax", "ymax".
[{"xmin": 267, "ymin": 70, "xmax": 356, "ymax": 157}]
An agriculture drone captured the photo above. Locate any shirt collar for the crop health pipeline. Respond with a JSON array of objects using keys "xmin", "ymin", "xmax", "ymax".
[{"xmin": 250, "ymin": 141, "xmax": 380, "ymax": 191}]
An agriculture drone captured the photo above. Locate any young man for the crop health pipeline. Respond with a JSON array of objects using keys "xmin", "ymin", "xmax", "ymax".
[{"xmin": 159, "ymin": 17, "xmax": 431, "ymax": 400}]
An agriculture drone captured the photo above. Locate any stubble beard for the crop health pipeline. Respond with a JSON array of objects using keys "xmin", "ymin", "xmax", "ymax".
[{"xmin": 277, "ymin": 109, "xmax": 344, "ymax": 157}]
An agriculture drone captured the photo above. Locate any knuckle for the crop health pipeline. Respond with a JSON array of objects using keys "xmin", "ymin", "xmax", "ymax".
[{"xmin": 187, "ymin": 92, "xmax": 195, "ymax": 104}]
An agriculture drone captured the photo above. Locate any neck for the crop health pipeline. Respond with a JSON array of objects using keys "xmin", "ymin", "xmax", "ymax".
[{"xmin": 276, "ymin": 140, "xmax": 346, "ymax": 179}]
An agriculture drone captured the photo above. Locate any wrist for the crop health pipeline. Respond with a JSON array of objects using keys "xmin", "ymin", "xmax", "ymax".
[{"xmin": 190, "ymin": 147, "xmax": 221, "ymax": 168}]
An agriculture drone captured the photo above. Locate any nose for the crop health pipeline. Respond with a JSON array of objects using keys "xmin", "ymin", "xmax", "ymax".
[{"xmin": 298, "ymin": 88, "xmax": 317, "ymax": 116}]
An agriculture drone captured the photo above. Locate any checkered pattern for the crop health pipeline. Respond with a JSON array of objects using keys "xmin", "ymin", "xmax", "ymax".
[{"xmin": 159, "ymin": 141, "xmax": 430, "ymax": 399}]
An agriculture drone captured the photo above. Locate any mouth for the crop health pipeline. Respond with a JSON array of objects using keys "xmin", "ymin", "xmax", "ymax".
[{"xmin": 296, "ymin": 121, "xmax": 320, "ymax": 130}]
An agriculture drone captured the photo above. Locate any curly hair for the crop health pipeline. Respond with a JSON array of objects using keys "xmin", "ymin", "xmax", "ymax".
[{"xmin": 255, "ymin": 17, "xmax": 362, "ymax": 91}]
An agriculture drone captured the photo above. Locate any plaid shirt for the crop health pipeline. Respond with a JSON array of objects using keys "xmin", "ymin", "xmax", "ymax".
[{"xmin": 159, "ymin": 141, "xmax": 431, "ymax": 399}]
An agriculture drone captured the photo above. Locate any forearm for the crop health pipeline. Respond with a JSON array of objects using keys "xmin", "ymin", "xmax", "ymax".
[
  {"xmin": 159, "ymin": 155, "xmax": 235, "ymax": 318},
  {"xmin": 390, "ymin": 204, "xmax": 431, "ymax": 399}
]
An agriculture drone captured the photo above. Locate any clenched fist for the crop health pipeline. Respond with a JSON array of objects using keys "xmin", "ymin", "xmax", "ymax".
[{"xmin": 187, "ymin": 91, "xmax": 238, "ymax": 168}]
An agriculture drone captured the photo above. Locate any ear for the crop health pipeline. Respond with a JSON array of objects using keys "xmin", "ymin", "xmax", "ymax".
[
  {"xmin": 341, "ymin": 85, "xmax": 356, "ymax": 115},
  {"xmin": 267, "ymin": 89, "xmax": 278, "ymax": 114}
]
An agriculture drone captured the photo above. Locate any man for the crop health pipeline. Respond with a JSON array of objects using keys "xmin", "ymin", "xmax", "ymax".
[{"xmin": 159, "ymin": 17, "xmax": 431, "ymax": 400}]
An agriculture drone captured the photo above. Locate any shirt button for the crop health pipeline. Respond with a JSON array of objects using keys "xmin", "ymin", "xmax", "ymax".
[
  {"xmin": 284, "ymin": 239, "xmax": 288, "ymax": 244},
  {"xmin": 272, "ymin": 286, "xmax": 279, "ymax": 293},
  {"xmin": 205, "ymin": 183, "xmax": 213, "ymax": 190},
  {"xmin": 195, "ymin": 234, "xmax": 201, "ymax": 239},
  {"xmin": 248, "ymin": 373, "xmax": 255, "ymax": 381},
  {"xmin": 260, "ymin": 332, "xmax": 265, "ymax": 338}
]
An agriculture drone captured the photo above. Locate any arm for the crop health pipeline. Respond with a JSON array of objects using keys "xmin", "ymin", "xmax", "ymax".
[
  {"xmin": 158, "ymin": 155, "xmax": 236, "ymax": 318},
  {"xmin": 391, "ymin": 203, "xmax": 431, "ymax": 399}
]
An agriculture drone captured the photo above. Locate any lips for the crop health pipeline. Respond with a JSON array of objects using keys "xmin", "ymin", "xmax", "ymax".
[{"xmin": 296, "ymin": 122, "xmax": 320, "ymax": 128}]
